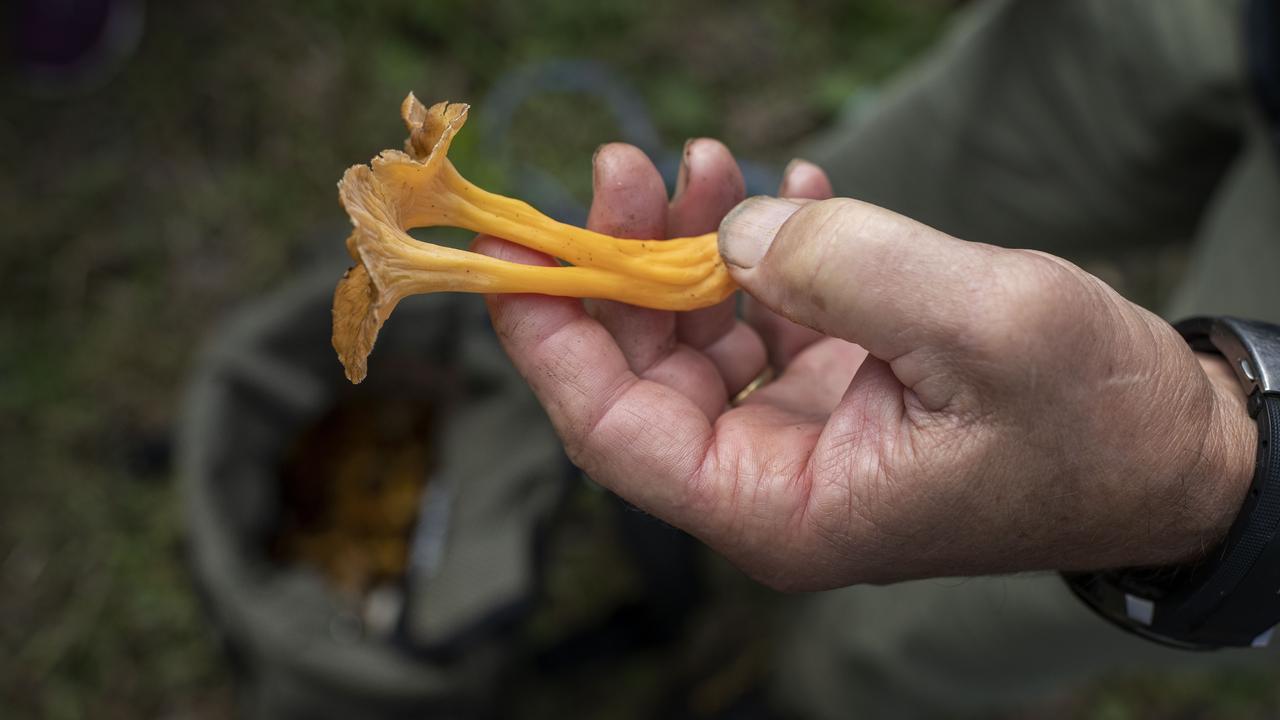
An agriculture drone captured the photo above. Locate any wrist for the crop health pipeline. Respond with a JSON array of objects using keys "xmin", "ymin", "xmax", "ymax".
[
  {"xmin": 1172, "ymin": 354, "xmax": 1257, "ymax": 562},
  {"xmin": 1066, "ymin": 317, "xmax": 1280, "ymax": 649}
]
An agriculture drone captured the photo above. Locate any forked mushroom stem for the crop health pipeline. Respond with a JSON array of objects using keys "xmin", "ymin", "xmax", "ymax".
[{"xmin": 357, "ymin": 150, "xmax": 730, "ymax": 289}]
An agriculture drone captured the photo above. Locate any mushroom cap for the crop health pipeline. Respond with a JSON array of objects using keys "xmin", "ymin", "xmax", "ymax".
[
  {"xmin": 401, "ymin": 94, "xmax": 469, "ymax": 166},
  {"xmin": 332, "ymin": 95, "xmax": 470, "ymax": 384}
]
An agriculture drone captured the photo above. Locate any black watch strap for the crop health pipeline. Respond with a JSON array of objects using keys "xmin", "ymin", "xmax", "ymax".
[{"xmin": 1065, "ymin": 317, "xmax": 1280, "ymax": 649}]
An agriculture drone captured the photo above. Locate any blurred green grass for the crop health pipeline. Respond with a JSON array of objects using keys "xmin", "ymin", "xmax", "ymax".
[{"xmin": 2, "ymin": 1, "xmax": 1278, "ymax": 718}]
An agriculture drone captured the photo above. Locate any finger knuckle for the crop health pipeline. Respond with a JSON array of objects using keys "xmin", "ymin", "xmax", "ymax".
[{"xmin": 965, "ymin": 251, "xmax": 1103, "ymax": 360}]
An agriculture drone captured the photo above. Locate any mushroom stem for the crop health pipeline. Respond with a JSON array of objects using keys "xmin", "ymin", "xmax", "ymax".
[
  {"xmin": 363, "ymin": 231, "xmax": 730, "ymax": 309},
  {"xmin": 377, "ymin": 159, "xmax": 725, "ymax": 287}
]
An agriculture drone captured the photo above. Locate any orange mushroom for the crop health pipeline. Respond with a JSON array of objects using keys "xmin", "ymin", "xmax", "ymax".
[{"xmin": 333, "ymin": 93, "xmax": 735, "ymax": 383}]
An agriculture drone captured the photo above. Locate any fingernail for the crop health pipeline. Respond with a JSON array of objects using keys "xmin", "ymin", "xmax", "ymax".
[
  {"xmin": 779, "ymin": 158, "xmax": 803, "ymax": 196},
  {"xmin": 672, "ymin": 138, "xmax": 695, "ymax": 202},
  {"xmin": 779, "ymin": 158, "xmax": 816, "ymax": 197},
  {"xmin": 591, "ymin": 143, "xmax": 610, "ymax": 190},
  {"xmin": 719, "ymin": 196, "xmax": 801, "ymax": 269}
]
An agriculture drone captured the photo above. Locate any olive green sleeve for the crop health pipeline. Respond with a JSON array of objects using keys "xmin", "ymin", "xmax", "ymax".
[{"xmin": 806, "ymin": 0, "xmax": 1248, "ymax": 257}]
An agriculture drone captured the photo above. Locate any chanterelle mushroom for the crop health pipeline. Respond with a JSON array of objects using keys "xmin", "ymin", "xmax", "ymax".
[{"xmin": 333, "ymin": 93, "xmax": 735, "ymax": 383}]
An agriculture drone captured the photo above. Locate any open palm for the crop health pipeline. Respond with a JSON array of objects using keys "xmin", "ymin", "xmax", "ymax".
[{"xmin": 474, "ymin": 141, "xmax": 884, "ymax": 590}]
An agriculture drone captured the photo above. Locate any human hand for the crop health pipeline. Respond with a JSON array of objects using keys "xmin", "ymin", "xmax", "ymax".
[{"xmin": 475, "ymin": 146, "xmax": 1255, "ymax": 591}]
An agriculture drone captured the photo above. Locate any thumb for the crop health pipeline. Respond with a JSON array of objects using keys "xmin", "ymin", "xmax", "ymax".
[{"xmin": 718, "ymin": 196, "xmax": 1018, "ymax": 368}]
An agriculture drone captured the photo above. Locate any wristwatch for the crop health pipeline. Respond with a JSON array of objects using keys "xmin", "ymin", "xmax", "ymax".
[{"xmin": 1064, "ymin": 316, "xmax": 1280, "ymax": 649}]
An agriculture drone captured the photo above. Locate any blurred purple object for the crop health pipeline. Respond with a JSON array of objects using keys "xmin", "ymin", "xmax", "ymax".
[{"xmin": 13, "ymin": 0, "xmax": 144, "ymax": 97}]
